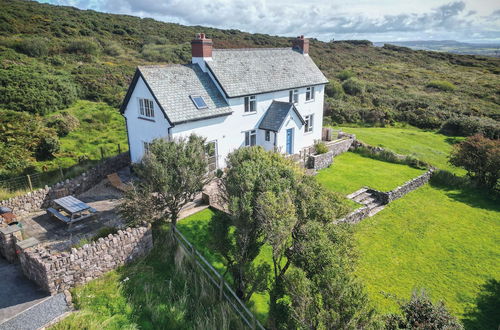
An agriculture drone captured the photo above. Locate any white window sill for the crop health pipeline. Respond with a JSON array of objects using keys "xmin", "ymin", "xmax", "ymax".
[
  {"xmin": 138, "ymin": 116, "xmax": 155, "ymax": 122},
  {"xmin": 304, "ymin": 131, "xmax": 314, "ymax": 135},
  {"xmin": 243, "ymin": 111, "xmax": 257, "ymax": 116},
  {"xmin": 305, "ymin": 99, "xmax": 315, "ymax": 104}
]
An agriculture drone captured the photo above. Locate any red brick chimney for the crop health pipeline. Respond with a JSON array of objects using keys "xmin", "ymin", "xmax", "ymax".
[
  {"xmin": 292, "ymin": 35, "xmax": 309, "ymax": 55},
  {"xmin": 191, "ymin": 33, "xmax": 213, "ymax": 59}
]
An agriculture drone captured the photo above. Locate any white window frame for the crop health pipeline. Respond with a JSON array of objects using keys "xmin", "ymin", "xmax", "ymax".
[
  {"xmin": 265, "ymin": 130, "xmax": 271, "ymax": 142},
  {"xmin": 289, "ymin": 89, "xmax": 299, "ymax": 104},
  {"xmin": 143, "ymin": 141, "xmax": 152, "ymax": 154},
  {"xmin": 244, "ymin": 130, "xmax": 257, "ymax": 146},
  {"xmin": 244, "ymin": 95, "xmax": 257, "ymax": 113},
  {"xmin": 304, "ymin": 114, "xmax": 314, "ymax": 133},
  {"xmin": 305, "ymin": 86, "xmax": 315, "ymax": 102},
  {"xmin": 139, "ymin": 98, "xmax": 155, "ymax": 118}
]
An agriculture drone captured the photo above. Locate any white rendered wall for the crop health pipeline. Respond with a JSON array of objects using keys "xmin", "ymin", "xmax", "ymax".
[{"xmin": 123, "ymin": 77, "xmax": 171, "ymax": 163}]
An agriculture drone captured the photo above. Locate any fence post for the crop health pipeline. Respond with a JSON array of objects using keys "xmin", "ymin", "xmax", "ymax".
[
  {"xmin": 118, "ymin": 143, "xmax": 121, "ymax": 154},
  {"xmin": 26, "ymin": 174, "xmax": 33, "ymax": 191},
  {"xmin": 252, "ymin": 314, "xmax": 256, "ymax": 329},
  {"xmin": 59, "ymin": 167, "xmax": 64, "ymax": 181},
  {"xmin": 100, "ymin": 147, "xmax": 104, "ymax": 160},
  {"xmin": 219, "ymin": 276, "xmax": 224, "ymax": 300}
]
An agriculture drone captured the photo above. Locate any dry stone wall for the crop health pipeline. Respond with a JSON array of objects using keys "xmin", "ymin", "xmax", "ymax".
[
  {"xmin": 0, "ymin": 225, "xmax": 23, "ymax": 262},
  {"xmin": 308, "ymin": 151, "xmax": 334, "ymax": 170},
  {"xmin": 1, "ymin": 153, "xmax": 130, "ymax": 217},
  {"xmin": 335, "ymin": 206, "xmax": 370, "ymax": 224},
  {"xmin": 17, "ymin": 224, "xmax": 152, "ymax": 294}
]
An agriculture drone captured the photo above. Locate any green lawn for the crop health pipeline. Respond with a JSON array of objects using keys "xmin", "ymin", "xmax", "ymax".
[
  {"xmin": 337, "ymin": 126, "xmax": 465, "ymax": 173},
  {"xmin": 355, "ymin": 184, "xmax": 500, "ymax": 329},
  {"xmin": 316, "ymin": 152, "xmax": 425, "ymax": 195}
]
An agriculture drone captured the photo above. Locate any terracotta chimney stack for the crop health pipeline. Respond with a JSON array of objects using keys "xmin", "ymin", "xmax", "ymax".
[
  {"xmin": 292, "ymin": 35, "xmax": 309, "ymax": 55},
  {"xmin": 191, "ymin": 33, "xmax": 213, "ymax": 59}
]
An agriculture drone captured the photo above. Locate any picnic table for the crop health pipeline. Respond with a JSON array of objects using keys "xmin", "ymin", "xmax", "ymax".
[{"xmin": 47, "ymin": 195, "xmax": 97, "ymax": 225}]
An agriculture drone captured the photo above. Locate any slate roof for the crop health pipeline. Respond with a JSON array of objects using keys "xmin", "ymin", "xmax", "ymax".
[
  {"xmin": 259, "ymin": 101, "xmax": 305, "ymax": 132},
  {"xmin": 136, "ymin": 64, "xmax": 232, "ymax": 124},
  {"xmin": 207, "ymin": 48, "xmax": 329, "ymax": 98}
]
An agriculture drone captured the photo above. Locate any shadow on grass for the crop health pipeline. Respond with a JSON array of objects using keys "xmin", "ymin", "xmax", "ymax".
[
  {"xmin": 462, "ymin": 279, "xmax": 500, "ymax": 330},
  {"xmin": 429, "ymin": 181, "xmax": 500, "ymax": 213}
]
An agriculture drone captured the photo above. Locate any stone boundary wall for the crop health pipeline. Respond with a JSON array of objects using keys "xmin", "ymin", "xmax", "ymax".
[
  {"xmin": 17, "ymin": 224, "xmax": 152, "ymax": 294},
  {"xmin": 1, "ymin": 153, "xmax": 130, "ymax": 217},
  {"xmin": 308, "ymin": 151, "xmax": 334, "ymax": 170},
  {"xmin": 335, "ymin": 206, "xmax": 370, "ymax": 224},
  {"xmin": 384, "ymin": 168, "xmax": 435, "ymax": 203},
  {"xmin": 0, "ymin": 225, "xmax": 23, "ymax": 262},
  {"xmin": 327, "ymin": 137, "xmax": 355, "ymax": 157}
]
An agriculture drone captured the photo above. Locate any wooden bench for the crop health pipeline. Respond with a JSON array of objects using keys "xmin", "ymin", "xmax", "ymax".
[{"xmin": 47, "ymin": 207, "xmax": 71, "ymax": 224}]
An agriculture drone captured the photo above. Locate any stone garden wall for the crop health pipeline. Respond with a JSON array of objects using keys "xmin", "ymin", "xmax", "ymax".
[
  {"xmin": 308, "ymin": 151, "xmax": 334, "ymax": 170},
  {"xmin": 383, "ymin": 168, "xmax": 435, "ymax": 203},
  {"xmin": 335, "ymin": 206, "xmax": 370, "ymax": 225},
  {"xmin": 326, "ymin": 137, "xmax": 355, "ymax": 157},
  {"xmin": 16, "ymin": 224, "xmax": 152, "ymax": 294},
  {"xmin": 1, "ymin": 153, "xmax": 130, "ymax": 217}
]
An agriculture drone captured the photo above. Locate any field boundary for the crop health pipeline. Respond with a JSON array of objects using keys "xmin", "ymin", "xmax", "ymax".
[{"xmin": 172, "ymin": 226, "xmax": 265, "ymax": 330}]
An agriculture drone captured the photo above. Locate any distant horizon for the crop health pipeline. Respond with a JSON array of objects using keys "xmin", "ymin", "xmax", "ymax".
[{"xmin": 37, "ymin": 0, "xmax": 500, "ymax": 44}]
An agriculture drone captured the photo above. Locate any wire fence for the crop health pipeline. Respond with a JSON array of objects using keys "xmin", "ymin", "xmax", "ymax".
[
  {"xmin": 0, "ymin": 144, "xmax": 125, "ymax": 194},
  {"xmin": 172, "ymin": 226, "xmax": 265, "ymax": 330}
]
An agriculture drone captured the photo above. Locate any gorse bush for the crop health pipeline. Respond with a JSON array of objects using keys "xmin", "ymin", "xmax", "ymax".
[
  {"xmin": 336, "ymin": 69, "xmax": 355, "ymax": 81},
  {"xmin": 66, "ymin": 39, "xmax": 100, "ymax": 55},
  {"xmin": 46, "ymin": 112, "xmax": 80, "ymax": 137},
  {"xmin": 14, "ymin": 37, "xmax": 50, "ymax": 57},
  {"xmin": 342, "ymin": 77, "xmax": 365, "ymax": 96},
  {"xmin": 440, "ymin": 116, "xmax": 500, "ymax": 139},
  {"xmin": 426, "ymin": 80, "xmax": 457, "ymax": 92},
  {"xmin": 325, "ymin": 80, "xmax": 344, "ymax": 99}
]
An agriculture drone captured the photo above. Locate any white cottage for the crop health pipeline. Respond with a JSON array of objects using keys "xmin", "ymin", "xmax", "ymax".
[{"xmin": 121, "ymin": 34, "xmax": 328, "ymax": 168}]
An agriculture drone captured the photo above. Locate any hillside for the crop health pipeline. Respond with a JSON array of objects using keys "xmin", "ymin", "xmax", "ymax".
[{"xmin": 0, "ymin": 0, "xmax": 499, "ymax": 179}]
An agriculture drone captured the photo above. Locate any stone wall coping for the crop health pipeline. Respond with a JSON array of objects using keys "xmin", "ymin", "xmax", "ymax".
[
  {"xmin": 0, "ymin": 225, "xmax": 22, "ymax": 235},
  {"xmin": 17, "ymin": 237, "xmax": 40, "ymax": 250}
]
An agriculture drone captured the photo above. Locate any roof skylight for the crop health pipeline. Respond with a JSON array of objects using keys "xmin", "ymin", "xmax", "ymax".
[{"xmin": 190, "ymin": 95, "xmax": 208, "ymax": 109}]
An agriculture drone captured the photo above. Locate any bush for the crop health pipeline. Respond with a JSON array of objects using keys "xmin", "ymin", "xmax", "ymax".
[
  {"xmin": 314, "ymin": 141, "xmax": 329, "ymax": 154},
  {"xmin": 0, "ymin": 64, "xmax": 77, "ymax": 115},
  {"xmin": 426, "ymin": 80, "xmax": 457, "ymax": 92},
  {"xmin": 385, "ymin": 289, "xmax": 463, "ymax": 329},
  {"xmin": 14, "ymin": 38, "xmax": 49, "ymax": 57},
  {"xmin": 450, "ymin": 134, "xmax": 500, "ymax": 190},
  {"xmin": 36, "ymin": 136, "xmax": 60, "ymax": 160},
  {"xmin": 336, "ymin": 69, "xmax": 355, "ymax": 81},
  {"xmin": 66, "ymin": 39, "xmax": 99, "ymax": 55},
  {"xmin": 102, "ymin": 41, "xmax": 123, "ymax": 56},
  {"xmin": 430, "ymin": 170, "xmax": 471, "ymax": 189},
  {"xmin": 46, "ymin": 112, "xmax": 80, "ymax": 137},
  {"xmin": 354, "ymin": 146, "xmax": 428, "ymax": 169},
  {"xmin": 342, "ymin": 78, "xmax": 365, "ymax": 96},
  {"xmin": 325, "ymin": 80, "xmax": 344, "ymax": 99},
  {"xmin": 140, "ymin": 43, "xmax": 190, "ymax": 63},
  {"xmin": 440, "ymin": 116, "xmax": 500, "ymax": 139}
]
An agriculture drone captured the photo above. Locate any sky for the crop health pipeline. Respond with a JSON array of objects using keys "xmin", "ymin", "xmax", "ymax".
[{"xmin": 38, "ymin": 0, "xmax": 500, "ymax": 43}]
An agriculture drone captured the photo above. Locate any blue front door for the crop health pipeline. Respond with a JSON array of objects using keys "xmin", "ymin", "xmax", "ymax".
[{"xmin": 286, "ymin": 128, "xmax": 293, "ymax": 154}]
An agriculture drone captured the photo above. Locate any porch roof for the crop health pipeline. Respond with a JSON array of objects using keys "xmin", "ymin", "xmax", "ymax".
[{"xmin": 258, "ymin": 101, "xmax": 305, "ymax": 132}]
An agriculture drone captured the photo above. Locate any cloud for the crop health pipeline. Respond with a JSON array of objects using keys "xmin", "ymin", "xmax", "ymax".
[{"xmin": 38, "ymin": 0, "xmax": 500, "ymax": 42}]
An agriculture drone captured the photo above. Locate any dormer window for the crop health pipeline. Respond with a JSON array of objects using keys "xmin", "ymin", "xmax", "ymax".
[
  {"xmin": 306, "ymin": 86, "xmax": 315, "ymax": 101},
  {"xmin": 244, "ymin": 95, "xmax": 256, "ymax": 113},
  {"xmin": 190, "ymin": 95, "xmax": 208, "ymax": 109},
  {"xmin": 139, "ymin": 98, "xmax": 155, "ymax": 118}
]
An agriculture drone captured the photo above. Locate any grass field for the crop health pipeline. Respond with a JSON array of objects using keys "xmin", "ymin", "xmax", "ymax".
[
  {"xmin": 337, "ymin": 126, "xmax": 465, "ymax": 173},
  {"xmin": 315, "ymin": 152, "xmax": 425, "ymax": 195},
  {"xmin": 355, "ymin": 184, "xmax": 500, "ymax": 329},
  {"xmin": 52, "ymin": 227, "xmax": 244, "ymax": 330}
]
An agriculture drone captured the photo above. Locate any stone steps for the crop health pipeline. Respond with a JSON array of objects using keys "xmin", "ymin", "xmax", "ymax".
[
  {"xmin": 369, "ymin": 205, "xmax": 386, "ymax": 217},
  {"xmin": 346, "ymin": 187, "xmax": 385, "ymax": 219},
  {"xmin": 346, "ymin": 188, "xmax": 368, "ymax": 200}
]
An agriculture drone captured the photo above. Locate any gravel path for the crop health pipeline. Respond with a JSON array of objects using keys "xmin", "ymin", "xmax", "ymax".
[{"xmin": 0, "ymin": 293, "xmax": 69, "ymax": 330}]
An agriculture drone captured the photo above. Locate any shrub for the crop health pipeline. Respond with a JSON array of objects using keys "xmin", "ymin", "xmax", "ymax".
[
  {"xmin": 314, "ymin": 141, "xmax": 329, "ymax": 154},
  {"xmin": 450, "ymin": 134, "xmax": 500, "ymax": 190},
  {"xmin": 102, "ymin": 41, "xmax": 123, "ymax": 56},
  {"xmin": 342, "ymin": 78, "xmax": 365, "ymax": 96},
  {"xmin": 426, "ymin": 80, "xmax": 456, "ymax": 92},
  {"xmin": 46, "ymin": 112, "xmax": 80, "ymax": 137},
  {"xmin": 140, "ymin": 43, "xmax": 190, "ymax": 63},
  {"xmin": 36, "ymin": 136, "xmax": 60, "ymax": 160},
  {"xmin": 66, "ymin": 39, "xmax": 99, "ymax": 55},
  {"xmin": 336, "ymin": 69, "xmax": 355, "ymax": 81},
  {"xmin": 385, "ymin": 289, "xmax": 463, "ymax": 329},
  {"xmin": 430, "ymin": 170, "xmax": 471, "ymax": 189},
  {"xmin": 14, "ymin": 37, "xmax": 49, "ymax": 57},
  {"xmin": 440, "ymin": 116, "xmax": 500, "ymax": 139},
  {"xmin": 325, "ymin": 80, "xmax": 344, "ymax": 99}
]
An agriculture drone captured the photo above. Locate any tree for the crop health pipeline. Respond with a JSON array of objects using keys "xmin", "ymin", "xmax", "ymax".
[
  {"xmin": 122, "ymin": 135, "xmax": 208, "ymax": 227},
  {"xmin": 385, "ymin": 289, "xmax": 463, "ymax": 329},
  {"xmin": 449, "ymin": 134, "xmax": 500, "ymax": 190}
]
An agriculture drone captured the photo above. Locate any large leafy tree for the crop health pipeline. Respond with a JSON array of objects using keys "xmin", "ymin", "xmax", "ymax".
[
  {"xmin": 121, "ymin": 134, "xmax": 208, "ymax": 227},
  {"xmin": 209, "ymin": 147, "xmax": 375, "ymax": 328}
]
